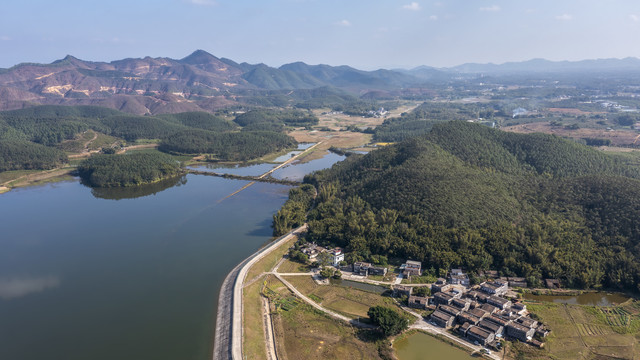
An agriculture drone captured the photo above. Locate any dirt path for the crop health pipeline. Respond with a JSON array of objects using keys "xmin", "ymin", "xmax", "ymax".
[
  {"xmin": 262, "ymin": 295, "xmax": 278, "ymax": 360},
  {"xmin": 84, "ymin": 130, "xmax": 98, "ymax": 150},
  {"xmin": 1, "ymin": 168, "xmax": 74, "ymax": 189}
]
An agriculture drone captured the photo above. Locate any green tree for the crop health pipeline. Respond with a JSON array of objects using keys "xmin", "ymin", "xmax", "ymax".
[
  {"xmin": 317, "ymin": 252, "xmax": 333, "ymax": 267},
  {"xmin": 320, "ymin": 267, "xmax": 334, "ymax": 278},
  {"xmin": 413, "ymin": 286, "xmax": 430, "ymax": 297},
  {"xmin": 367, "ymin": 306, "xmax": 409, "ymax": 337}
]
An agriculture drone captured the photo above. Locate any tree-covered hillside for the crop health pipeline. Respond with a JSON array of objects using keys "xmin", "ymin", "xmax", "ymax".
[
  {"xmin": 0, "ymin": 105, "xmax": 298, "ymax": 173},
  {"xmin": 77, "ymin": 152, "xmax": 182, "ymax": 187},
  {"xmin": 297, "ymin": 121, "xmax": 640, "ymax": 292}
]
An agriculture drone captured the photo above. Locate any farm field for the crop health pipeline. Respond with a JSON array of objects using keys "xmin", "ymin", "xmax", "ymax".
[
  {"xmin": 517, "ymin": 300, "xmax": 640, "ymax": 360},
  {"xmin": 503, "ymin": 121, "xmax": 640, "ymax": 146}
]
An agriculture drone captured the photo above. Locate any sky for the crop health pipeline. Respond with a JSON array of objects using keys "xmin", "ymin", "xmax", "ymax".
[{"xmin": 1, "ymin": 0, "xmax": 640, "ymax": 70}]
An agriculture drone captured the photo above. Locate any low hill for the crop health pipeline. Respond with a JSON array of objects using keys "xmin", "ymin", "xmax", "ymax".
[{"xmin": 300, "ymin": 121, "xmax": 640, "ymax": 292}]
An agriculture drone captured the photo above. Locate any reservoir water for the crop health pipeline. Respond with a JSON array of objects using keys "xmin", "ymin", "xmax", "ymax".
[{"xmin": 0, "ymin": 152, "xmax": 343, "ymax": 360}]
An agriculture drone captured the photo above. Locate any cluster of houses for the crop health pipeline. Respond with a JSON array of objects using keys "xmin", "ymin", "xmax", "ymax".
[
  {"xmin": 300, "ymin": 243, "xmax": 344, "ymax": 266},
  {"xmin": 405, "ymin": 274, "xmax": 549, "ymax": 350},
  {"xmin": 296, "ymin": 248, "xmax": 549, "ymax": 350}
]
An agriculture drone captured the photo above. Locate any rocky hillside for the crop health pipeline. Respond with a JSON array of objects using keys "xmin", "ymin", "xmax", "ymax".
[{"xmin": 0, "ymin": 50, "xmax": 425, "ymax": 114}]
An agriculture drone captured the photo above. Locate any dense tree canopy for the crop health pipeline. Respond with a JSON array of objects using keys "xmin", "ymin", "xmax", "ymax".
[
  {"xmin": 234, "ymin": 109, "xmax": 318, "ymax": 127},
  {"xmin": 0, "ymin": 105, "xmax": 300, "ymax": 174},
  {"xmin": 367, "ymin": 306, "xmax": 409, "ymax": 337},
  {"xmin": 158, "ymin": 129, "xmax": 296, "ymax": 161},
  {"xmin": 77, "ymin": 152, "xmax": 182, "ymax": 187},
  {"xmin": 0, "ymin": 141, "xmax": 68, "ymax": 171},
  {"xmin": 294, "ymin": 122, "xmax": 640, "ymax": 292}
]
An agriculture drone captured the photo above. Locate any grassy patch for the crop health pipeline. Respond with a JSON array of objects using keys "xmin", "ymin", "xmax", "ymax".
[
  {"xmin": 402, "ymin": 274, "xmax": 437, "ymax": 284},
  {"xmin": 243, "ymin": 275, "xmax": 267, "ymax": 360},
  {"xmin": 282, "ymin": 275, "xmax": 396, "ymax": 321},
  {"xmin": 0, "ymin": 169, "xmax": 41, "ymax": 184},
  {"xmin": 245, "ymin": 235, "xmax": 297, "ymax": 282},
  {"xmin": 88, "ymin": 133, "xmax": 121, "ymax": 151},
  {"xmin": 277, "ymin": 258, "xmax": 311, "ymax": 273}
]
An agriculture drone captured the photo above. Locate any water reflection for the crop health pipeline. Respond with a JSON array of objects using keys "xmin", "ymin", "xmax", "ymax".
[
  {"xmin": 88, "ymin": 175, "xmax": 187, "ymax": 200},
  {"xmin": 0, "ymin": 275, "xmax": 60, "ymax": 300},
  {"xmin": 188, "ymin": 162, "xmax": 276, "ymax": 177},
  {"xmin": 271, "ymin": 153, "xmax": 346, "ymax": 182}
]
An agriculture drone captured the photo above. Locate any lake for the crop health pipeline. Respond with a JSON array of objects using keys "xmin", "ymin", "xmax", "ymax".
[
  {"xmin": 393, "ymin": 332, "xmax": 474, "ymax": 360},
  {"xmin": 522, "ymin": 292, "xmax": 630, "ymax": 306},
  {"xmin": 0, "ymin": 152, "xmax": 343, "ymax": 360}
]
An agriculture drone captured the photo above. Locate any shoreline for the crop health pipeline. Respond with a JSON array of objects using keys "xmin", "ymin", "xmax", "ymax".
[{"xmin": 212, "ymin": 224, "xmax": 307, "ymax": 360}]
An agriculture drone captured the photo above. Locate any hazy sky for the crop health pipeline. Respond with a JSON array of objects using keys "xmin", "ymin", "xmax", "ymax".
[{"xmin": 1, "ymin": 0, "xmax": 640, "ymax": 69}]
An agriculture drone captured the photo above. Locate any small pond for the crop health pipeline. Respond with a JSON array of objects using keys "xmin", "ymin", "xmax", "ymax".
[
  {"xmin": 330, "ymin": 279, "xmax": 388, "ymax": 294},
  {"xmin": 523, "ymin": 292, "xmax": 630, "ymax": 306},
  {"xmin": 394, "ymin": 332, "xmax": 474, "ymax": 360}
]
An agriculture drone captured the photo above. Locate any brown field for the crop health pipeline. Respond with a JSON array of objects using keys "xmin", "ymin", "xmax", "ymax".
[
  {"xmin": 287, "ymin": 129, "xmax": 372, "ymax": 161},
  {"xmin": 504, "ymin": 121, "xmax": 640, "ymax": 146},
  {"xmin": 275, "ymin": 302, "xmax": 382, "ymax": 360},
  {"xmin": 287, "ymin": 101, "xmax": 421, "ymax": 162},
  {"xmin": 546, "ymin": 108, "xmax": 604, "ymax": 115}
]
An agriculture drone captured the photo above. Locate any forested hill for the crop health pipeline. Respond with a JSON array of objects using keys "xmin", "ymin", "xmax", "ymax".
[
  {"xmin": 302, "ymin": 121, "xmax": 640, "ymax": 292},
  {"xmin": 0, "ymin": 105, "xmax": 298, "ymax": 173}
]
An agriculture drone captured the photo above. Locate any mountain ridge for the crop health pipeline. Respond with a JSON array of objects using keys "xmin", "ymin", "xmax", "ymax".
[{"xmin": 2, "ymin": 50, "xmax": 640, "ymax": 114}]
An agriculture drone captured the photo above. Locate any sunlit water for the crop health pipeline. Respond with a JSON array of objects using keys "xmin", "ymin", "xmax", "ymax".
[{"xmin": 0, "ymin": 151, "xmax": 343, "ymax": 360}]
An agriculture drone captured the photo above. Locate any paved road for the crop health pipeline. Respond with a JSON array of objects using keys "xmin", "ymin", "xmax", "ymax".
[
  {"xmin": 212, "ymin": 224, "xmax": 307, "ymax": 360},
  {"xmin": 212, "ymin": 259, "xmax": 245, "ymax": 360}
]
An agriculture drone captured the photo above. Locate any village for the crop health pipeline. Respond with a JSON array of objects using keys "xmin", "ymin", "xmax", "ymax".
[{"xmin": 300, "ymin": 242, "xmax": 550, "ymax": 353}]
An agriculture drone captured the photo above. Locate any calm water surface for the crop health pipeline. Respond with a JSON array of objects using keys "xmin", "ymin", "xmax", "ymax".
[
  {"xmin": 272, "ymin": 153, "xmax": 346, "ymax": 182},
  {"xmin": 523, "ymin": 292, "xmax": 630, "ymax": 306},
  {"xmin": 188, "ymin": 162, "xmax": 276, "ymax": 176},
  {"xmin": 394, "ymin": 332, "xmax": 474, "ymax": 360},
  {"xmin": 0, "ymin": 152, "xmax": 343, "ymax": 360},
  {"xmin": 331, "ymin": 279, "xmax": 388, "ymax": 294}
]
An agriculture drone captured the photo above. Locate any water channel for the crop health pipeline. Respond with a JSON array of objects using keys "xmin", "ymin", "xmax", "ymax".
[
  {"xmin": 393, "ymin": 332, "xmax": 474, "ymax": 360},
  {"xmin": 0, "ymin": 150, "xmax": 342, "ymax": 360}
]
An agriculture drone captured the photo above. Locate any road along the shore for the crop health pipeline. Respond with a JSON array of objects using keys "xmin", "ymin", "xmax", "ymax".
[{"xmin": 212, "ymin": 224, "xmax": 307, "ymax": 360}]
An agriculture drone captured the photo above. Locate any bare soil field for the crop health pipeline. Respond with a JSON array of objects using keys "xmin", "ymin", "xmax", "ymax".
[
  {"xmin": 503, "ymin": 121, "xmax": 640, "ymax": 146},
  {"xmin": 546, "ymin": 108, "xmax": 604, "ymax": 115}
]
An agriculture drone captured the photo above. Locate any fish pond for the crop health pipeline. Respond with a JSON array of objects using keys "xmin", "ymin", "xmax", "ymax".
[{"xmin": 393, "ymin": 332, "xmax": 475, "ymax": 360}]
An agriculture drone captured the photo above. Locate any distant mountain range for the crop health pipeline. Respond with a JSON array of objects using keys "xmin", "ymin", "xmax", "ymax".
[{"xmin": 1, "ymin": 50, "xmax": 639, "ymax": 114}]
